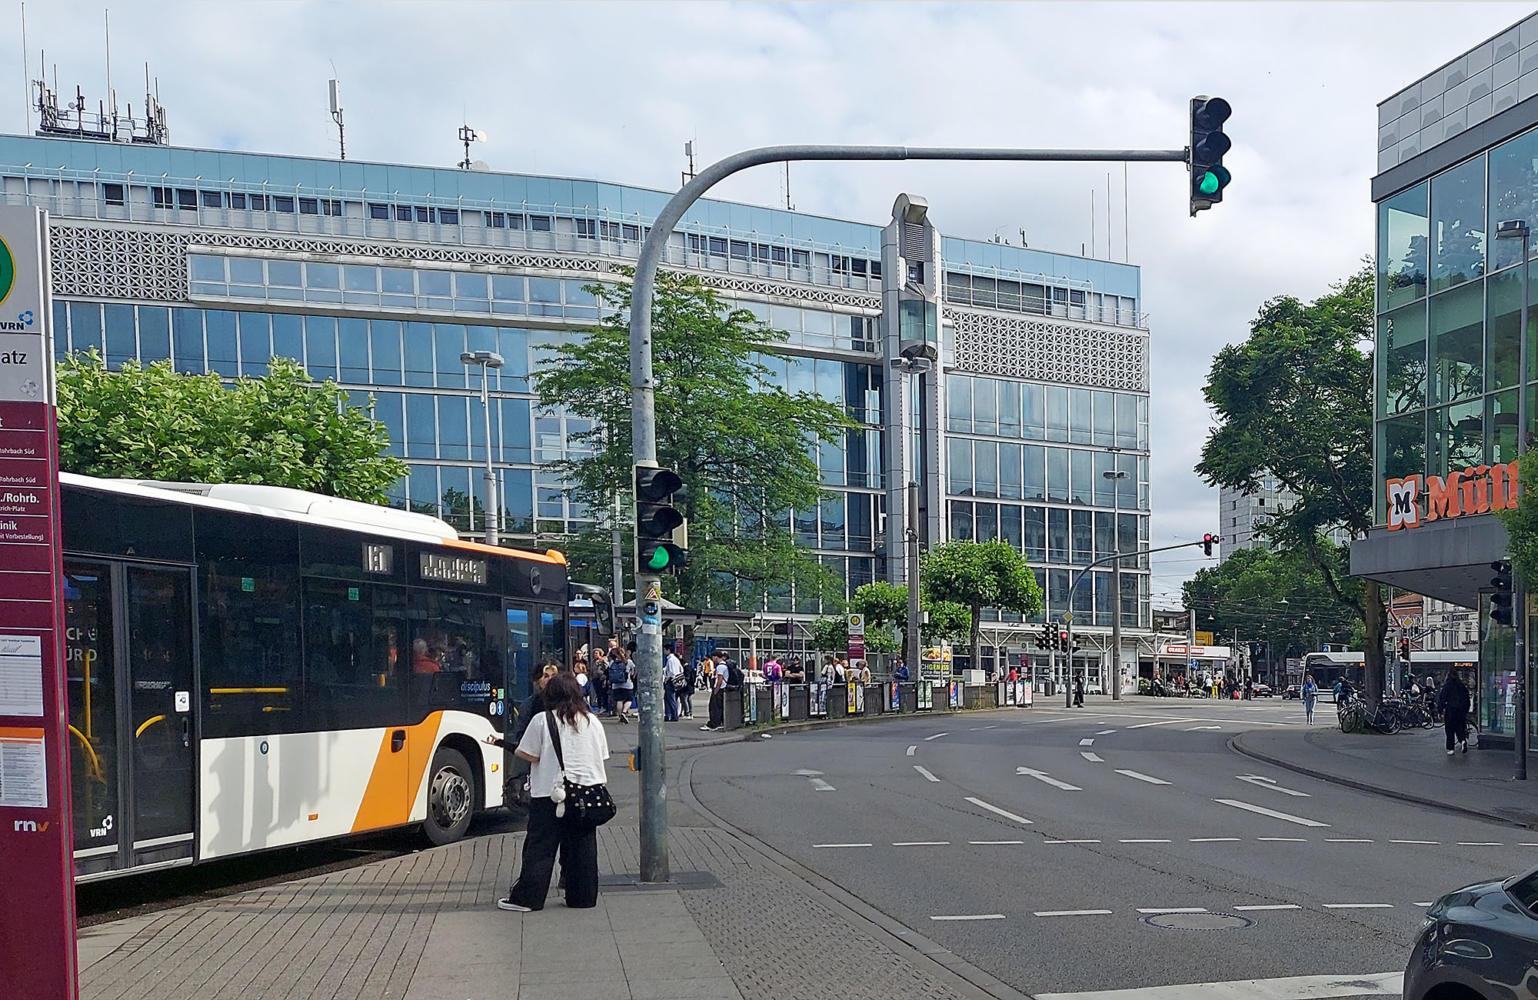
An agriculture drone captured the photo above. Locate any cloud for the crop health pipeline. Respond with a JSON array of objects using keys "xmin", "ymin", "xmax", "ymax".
[{"xmin": 6, "ymin": 0, "xmax": 1523, "ymax": 601}]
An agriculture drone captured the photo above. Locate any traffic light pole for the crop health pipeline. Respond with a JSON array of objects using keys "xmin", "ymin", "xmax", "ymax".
[
  {"xmin": 1518, "ymin": 228, "xmax": 1530, "ymax": 782},
  {"xmin": 629, "ymin": 142, "xmax": 1191, "ymax": 884}
]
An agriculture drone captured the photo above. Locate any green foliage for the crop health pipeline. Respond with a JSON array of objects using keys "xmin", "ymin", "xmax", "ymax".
[
  {"xmin": 1195, "ymin": 264, "xmax": 1389, "ymax": 697},
  {"xmin": 1501, "ymin": 450, "xmax": 1538, "ymax": 586},
  {"xmin": 57, "ymin": 350, "xmax": 406, "ymax": 504},
  {"xmin": 809, "ymin": 616, "xmax": 849, "ymax": 653},
  {"xmin": 1180, "ymin": 546, "xmax": 1357, "ymax": 662},
  {"xmin": 920, "ymin": 540, "xmax": 1043, "ymax": 669},
  {"xmin": 532, "ymin": 270, "xmax": 854, "ymax": 609},
  {"xmin": 850, "ymin": 581, "xmax": 971, "ymax": 649}
]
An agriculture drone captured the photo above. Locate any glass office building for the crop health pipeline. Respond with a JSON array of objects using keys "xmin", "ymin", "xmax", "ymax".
[
  {"xmin": 3, "ymin": 126, "xmax": 1151, "ymax": 685},
  {"xmin": 1358, "ymin": 10, "xmax": 1538, "ymax": 744}
]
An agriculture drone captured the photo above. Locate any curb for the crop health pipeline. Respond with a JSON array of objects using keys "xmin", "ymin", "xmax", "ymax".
[
  {"xmin": 676, "ymin": 751, "xmax": 1036, "ymax": 1000},
  {"xmin": 1227, "ymin": 731, "xmax": 1536, "ymax": 830}
]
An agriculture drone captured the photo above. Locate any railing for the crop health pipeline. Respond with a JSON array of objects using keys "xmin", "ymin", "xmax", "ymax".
[{"xmin": 674, "ymin": 679, "xmax": 1025, "ymax": 728}]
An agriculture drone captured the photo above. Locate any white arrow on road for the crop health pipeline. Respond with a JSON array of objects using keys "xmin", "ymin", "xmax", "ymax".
[
  {"xmin": 1236, "ymin": 774, "xmax": 1310, "ymax": 797},
  {"xmin": 1017, "ymin": 766, "xmax": 1082, "ymax": 791}
]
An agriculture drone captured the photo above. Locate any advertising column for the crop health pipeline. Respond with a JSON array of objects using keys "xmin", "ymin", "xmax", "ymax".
[{"xmin": 0, "ymin": 206, "xmax": 77, "ymax": 1000}]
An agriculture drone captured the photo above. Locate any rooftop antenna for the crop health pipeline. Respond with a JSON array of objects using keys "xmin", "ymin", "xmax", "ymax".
[
  {"xmin": 785, "ymin": 161, "xmax": 793, "ymax": 211},
  {"xmin": 104, "ymin": 8, "xmax": 115, "ymax": 126},
  {"xmin": 20, "ymin": 2, "xmax": 28, "ymax": 131},
  {"xmin": 682, "ymin": 139, "xmax": 696, "ymax": 186},
  {"xmin": 328, "ymin": 77, "xmax": 345, "ymax": 160},
  {"xmin": 458, "ymin": 123, "xmax": 486, "ymax": 169}
]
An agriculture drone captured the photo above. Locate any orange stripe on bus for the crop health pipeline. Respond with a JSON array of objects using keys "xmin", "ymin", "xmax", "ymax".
[
  {"xmin": 440, "ymin": 538, "xmax": 567, "ymax": 565},
  {"xmin": 351, "ymin": 712, "xmax": 444, "ymax": 834}
]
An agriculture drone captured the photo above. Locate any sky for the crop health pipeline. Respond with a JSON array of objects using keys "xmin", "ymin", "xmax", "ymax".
[{"xmin": 5, "ymin": 0, "xmax": 1530, "ymax": 604}]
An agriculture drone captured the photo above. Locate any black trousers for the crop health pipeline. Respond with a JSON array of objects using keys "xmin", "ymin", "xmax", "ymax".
[
  {"xmin": 508, "ymin": 797, "xmax": 599, "ymax": 909},
  {"xmin": 707, "ymin": 689, "xmax": 724, "ymax": 728},
  {"xmin": 1445, "ymin": 716, "xmax": 1468, "ymax": 750}
]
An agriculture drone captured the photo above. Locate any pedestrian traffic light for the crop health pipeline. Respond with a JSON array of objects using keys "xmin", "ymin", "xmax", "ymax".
[
  {"xmin": 1202, "ymin": 533, "xmax": 1217, "ymax": 557},
  {"xmin": 1189, "ymin": 96, "xmax": 1232, "ymax": 216},
  {"xmin": 1491, "ymin": 559, "xmax": 1514, "ymax": 626},
  {"xmin": 635, "ymin": 465, "xmax": 687, "ymax": 574}
]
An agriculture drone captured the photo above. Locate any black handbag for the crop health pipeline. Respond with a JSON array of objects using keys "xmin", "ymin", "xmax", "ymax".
[{"xmin": 545, "ymin": 712, "xmax": 617, "ymax": 828}]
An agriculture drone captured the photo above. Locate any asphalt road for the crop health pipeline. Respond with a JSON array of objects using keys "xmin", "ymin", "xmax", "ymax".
[{"xmin": 686, "ymin": 697, "xmax": 1537, "ymax": 1000}]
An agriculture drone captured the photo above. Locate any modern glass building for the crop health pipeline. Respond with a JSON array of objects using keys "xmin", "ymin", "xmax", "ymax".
[
  {"xmin": 1357, "ymin": 10, "xmax": 1538, "ymax": 743},
  {"xmin": 4, "ymin": 120, "xmax": 1152, "ymax": 689}
]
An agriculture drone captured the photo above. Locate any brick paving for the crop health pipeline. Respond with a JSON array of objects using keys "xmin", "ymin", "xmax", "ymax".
[{"xmin": 77, "ymin": 824, "xmax": 1004, "ymax": 1000}]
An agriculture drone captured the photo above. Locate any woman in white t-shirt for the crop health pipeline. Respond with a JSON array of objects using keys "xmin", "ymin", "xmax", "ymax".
[{"xmin": 490, "ymin": 672, "xmax": 610, "ymax": 911}]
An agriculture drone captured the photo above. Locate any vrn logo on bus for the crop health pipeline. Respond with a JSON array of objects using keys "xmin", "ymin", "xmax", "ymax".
[{"xmin": 0, "ymin": 310, "xmax": 34, "ymax": 332}]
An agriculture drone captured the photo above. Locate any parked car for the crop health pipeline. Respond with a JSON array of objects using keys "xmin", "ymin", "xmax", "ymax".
[
  {"xmin": 1283, "ymin": 684, "xmax": 1300, "ymax": 700},
  {"xmin": 1403, "ymin": 864, "xmax": 1538, "ymax": 1000},
  {"xmin": 1250, "ymin": 682, "xmax": 1273, "ymax": 697}
]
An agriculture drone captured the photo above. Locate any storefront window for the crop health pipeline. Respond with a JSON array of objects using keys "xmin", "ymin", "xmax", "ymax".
[
  {"xmin": 1428, "ymin": 281, "xmax": 1485, "ymax": 404},
  {"xmin": 1379, "ymin": 183, "xmax": 1428, "ymax": 310},
  {"xmin": 1377, "ymin": 303, "xmax": 1427, "ymax": 416}
]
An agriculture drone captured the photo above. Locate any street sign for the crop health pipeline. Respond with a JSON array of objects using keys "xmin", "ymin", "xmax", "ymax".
[
  {"xmin": 0, "ymin": 205, "xmax": 76, "ymax": 1000},
  {"xmin": 846, "ymin": 613, "xmax": 864, "ymax": 636},
  {"xmin": 1194, "ymin": 630, "xmax": 1214, "ymax": 646},
  {"xmin": 640, "ymin": 581, "xmax": 661, "ymax": 628}
]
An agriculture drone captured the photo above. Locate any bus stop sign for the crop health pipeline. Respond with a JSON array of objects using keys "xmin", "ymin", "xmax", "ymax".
[{"xmin": 0, "ymin": 205, "xmax": 77, "ymax": 1000}]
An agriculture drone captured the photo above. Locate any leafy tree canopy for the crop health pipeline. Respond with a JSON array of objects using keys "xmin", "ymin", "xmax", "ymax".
[
  {"xmin": 1195, "ymin": 264, "xmax": 1389, "ymax": 699},
  {"xmin": 1180, "ymin": 545, "xmax": 1357, "ymax": 666},
  {"xmin": 1501, "ymin": 451, "xmax": 1538, "ymax": 585},
  {"xmin": 850, "ymin": 581, "xmax": 971, "ymax": 651},
  {"xmin": 533, "ymin": 270, "xmax": 854, "ymax": 611},
  {"xmin": 919, "ymin": 540, "xmax": 1043, "ymax": 670},
  {"xmin": 57, "ymin": 350, "xmax": 406, "ymax": 505}
]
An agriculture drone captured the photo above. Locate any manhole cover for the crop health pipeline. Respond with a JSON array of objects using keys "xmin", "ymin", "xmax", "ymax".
[{"xmin": 1142, "ymin": 911, "xmax": 1253, "ymax": 930}]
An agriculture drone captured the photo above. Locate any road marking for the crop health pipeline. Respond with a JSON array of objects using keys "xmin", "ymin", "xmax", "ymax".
[
  {"xmin": 1413, "ymin": 902, "xmax": 1433, "ymax": 907},
  {"xmin": 1214, "ymin": 798, "xmax": 1328, "ymax": 827},
  {"xmin": 810, "ymin": 778, "xmax": 836, "ymax": 792},
  {"xmin": 1121, "ymin": 839, "xmax": 1172, "ymax": 844},
  {"xmin": 1390, "ymin": 839, "xmax": 1438, "ymax": 845},
  {"xmin": 930, "ymin": 913, "xmax": 1004, "ymax": 921},
  {"xmin": 1079, "ymin": 738, "xmax": 1095, "ymax": 746},
  {"xmin": 793, "ymin": 769, "xmax": 825, "ymax": 776},
  {"xmin": 1116, "ymin": 769, "xmax": 1171, "ymax": 785},
  {"xmin": 1137, "ymin": 907, "xmax": 1206, "ymax": 914},
  {"xmin": 1096, "ymin": 729, "xmax": 1117, "ymax": 735},
  {"xmin": 1017, "ymin": 766, "xmax": 1082, "ymax": 791},
  {"xmin": 1322, "ymin": 903, "xmax": 1394, "ymax": 909},
  {"xmin": 1185, "ymin": 725, "xmax": 1222, "ymax": 731},
  {"xmin": 924, "ymin": 732, "xmax": 949, "ymax": 741},
  {"xmin": 1036, "ymin": 971, "xmax": 1404, "ymax": 1000},
  {"xmin": 813, "ymin": 843, "xmax": 871, "ymax": 849},
  {"xmin": 1235, "ymin": 774, "xmax": 1310, "ymax": 797},
  {"xmin": 1233, "ymin": 904, "xmax": 1300, "ymax": 911},
  {"xmin": 1324, "ymin": 838, "xmax": 1373, "ymax": 843},
  {"xmin": 1046, "ymin": 839, "xmax": 1101, "ymax": 844},
  {"xmin": 1189, "ymin": 837, "xmax": 1240, "ymax": 843},
  {"xmin": 1257, "ymin": 837, "xmax": 1308, "ymax": 842},
  {"xmin": 893, "ymin": 841, "xmax": 949, "ymax": 847},
  {"xmin": 969, "ymin": 840, "xmax": 1024, "ymax": 845},
  {"xmin": 1081, "ymin": 751, "xmax": 1104, "ymax": 762},
  {"xmin": 906, "ymin": 745, "xmax": 917, "ymax": 756},
  {"xmin": 1126, "ymin": 719, "xmax": 1191, "ymax": 729},
  {"xmin": 965, "ymin": 796, "xmax": 1034, "ymax": 825},
  {"xmin": 1458, "ymin": 841, "xmax": 1503, "ymax": 846},
  {"xmin": 913, "ymin": 765, "xmax": 941, "ymax": 783},
  {"xmin": 1034, "ymin": 909, "xmax": 1113, "ymax": 917}
]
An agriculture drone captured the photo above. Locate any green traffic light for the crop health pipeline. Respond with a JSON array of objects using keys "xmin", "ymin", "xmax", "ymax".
[
  {"xmin": 1198, "ymin": 171, "xmax": 1220, "ymax": 195},
  {"xmin": 645, "ymin": 547, "xmax": 672, "ymax": 571}
]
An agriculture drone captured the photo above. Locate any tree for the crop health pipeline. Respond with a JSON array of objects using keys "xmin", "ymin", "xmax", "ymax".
[
  {"xmin": 809, "ymin": 617, "xmax": 848, "ymax": 654},
  {"xmin": 57, "ymin": 350, "xmax": 406, "ymax": 504},
  {"xmin": 1500, "ymin": 450, "xmax": 1538, "ymax": 586},
  {"xmin": 850, "ymin": 581, "xmax": 970, "ymax": 658},
  {"xmin": 919, "ymin": 540, "xmax": 1043, "ymax": 673},
  {"xmin": 1195, "ymin": 265, "xmax": 1388, "ymax": 700},
  {"xmin": 533, "ymin": 270, "xmax": 854, "ymax": 612}
]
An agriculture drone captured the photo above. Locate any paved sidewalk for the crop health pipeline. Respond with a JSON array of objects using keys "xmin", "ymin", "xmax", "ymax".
[
  {"xmin": 78, "ymin": 814, "xmax": 1014, "ymax": 1000},
  {"xmin": 1232, "ymin": 722, "xmax": 1538, "ymax": 828}
]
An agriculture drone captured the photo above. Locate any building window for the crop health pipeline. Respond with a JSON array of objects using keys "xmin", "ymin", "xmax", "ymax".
[
  {"xmin": 298, "ymin": 197, "xmax": 320, "ymax": 215},
  {"xmin": 529, "ymin": 215, "xmax": 552, "ymax": 232},
  {"xmin": 229, "ymin": 192, "xmax": 247, "ymax": 210},
  {"xmin": 574, "ymin": 218, "xmax": 597, "ymax": 238},
  {"xmin": 102, "ymin": 183, "xmax": 125, "ymax": 206},
  {"xmin": 438, "ymin": 208, "xmax": 459, "ymax": 225},
  {"xmin": 176, "ymin": 188, "xmax": 198, "ymax": 210},
  {"xmin": 484, "ymin": 211, "xmax": 506, "ymax": 228},
  {"xmin": 248, "ymin": 194, "xmax": 267, "ymax": 211},
  {"xmin": 201, "ymin": 190, "xmax": 222, "ymax": 209},
  {"xmin": 273, "ymin": 196, "xmax": 295, "ymax": 213}
]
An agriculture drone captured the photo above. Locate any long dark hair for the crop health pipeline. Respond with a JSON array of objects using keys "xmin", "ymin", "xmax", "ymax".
[{"xmin": 544, "ymin": 672, "xmax": 592, "ymax": 726}]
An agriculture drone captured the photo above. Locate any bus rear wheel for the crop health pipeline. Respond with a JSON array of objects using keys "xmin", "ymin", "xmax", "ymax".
[{"xmin": 423, "ymin": 746, "xmax": 475, "ymax": 845}]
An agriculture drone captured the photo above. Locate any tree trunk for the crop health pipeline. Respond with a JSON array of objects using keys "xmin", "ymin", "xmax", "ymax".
[
  {"xmin": 970, "ymin": 607, "xmax": 982, "ymax": 680},
  {"xmin": 1362, "ymin": 579, "xmax": 1385, "ymax": 703}
]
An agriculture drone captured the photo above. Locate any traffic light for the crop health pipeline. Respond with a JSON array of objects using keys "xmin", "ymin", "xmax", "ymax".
[
  {"xmin": 1036, "ymin": 624, "xmax": 1053, "ymax": 650},
  {"xmin": 1202, "ymin": 533, "xmax": 1217, "ymax": 557},
  {"xmin": 1398, "ymin": 637, "xmax": 1410, "ymax": 661},
  {"xmin": 635, "ymin": 465, "xmax": 687, "ymax": 574},
  {"xmin": 1189, "ymin": 96, "xmax": 1232, "ymax": 216},
  {"xmin": 1058, "ymin": 630, "xmax": 1069, "ymax": 652},
  {"xmin": 1491, "ymin": 559, "xmax": 1514, "ymax": 626}
]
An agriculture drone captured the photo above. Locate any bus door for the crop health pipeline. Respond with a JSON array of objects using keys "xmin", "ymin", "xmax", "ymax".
[{"xmin": 65, "ymin": 561, "xmax": 197, "ymax": 878}]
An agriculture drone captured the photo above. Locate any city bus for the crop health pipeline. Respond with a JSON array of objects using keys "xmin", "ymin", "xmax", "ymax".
[
  {"xmin": 1302, "ymin": 651, "xmax": 1363, "ymax": 699},
  {"xmin": 61, "ymin": 472, "xmax": 571, "ymax": 882}
]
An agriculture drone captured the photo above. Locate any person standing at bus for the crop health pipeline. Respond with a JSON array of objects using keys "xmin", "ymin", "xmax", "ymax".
[
  {"xmin": 497, "ymin": 673, "xmax": 610, "ymax": 911},
  {"xmin": 1301, "ymin": 674, "xmax": 1318, "ymax": 725},
  {"xmin": 609, "ymin": 647, "xmax": 635, "ymax": 724},
  {"xmin": 663, "ymin": 647, "xmax": 684, "ymax": 722},
  {"xmin": 1439, "ymin": 668, "xmax": 1471, "ymax": 754}
]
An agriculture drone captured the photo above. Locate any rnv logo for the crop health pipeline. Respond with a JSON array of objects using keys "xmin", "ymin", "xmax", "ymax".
[{"xmin": 12, "ymin": 820, "xmax": 50, "ymax": 833}]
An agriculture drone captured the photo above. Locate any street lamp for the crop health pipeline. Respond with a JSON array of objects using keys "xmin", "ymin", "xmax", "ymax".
[
  {"xmin": 460, "ymin": 350, "xmax": 504, "ymax": 546},
  {"xmin": 1103, "ymin": 468, "xmax": 1128, "ymax": 700},
  {"xmin": 890, "ymin": 349, "xmax": 934, "ymax": 682},
  {"xmin": 1496, "ymin": 217, "xmax": 1530, "ymax": 780}
]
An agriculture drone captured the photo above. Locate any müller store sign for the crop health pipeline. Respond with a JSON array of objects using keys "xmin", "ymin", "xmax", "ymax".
[{"xmin": 1384, "ymin": 461, "xmax": 1520, "ymax": 530}]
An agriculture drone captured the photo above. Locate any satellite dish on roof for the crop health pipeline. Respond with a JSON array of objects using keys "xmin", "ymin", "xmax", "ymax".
[
  {"xmin": 475, "ymin": 129, "xmax": 489, "ymax": 142},
  {"xmin": 470, "ymin": 160, "xmax": 490, "ymax": 171}
]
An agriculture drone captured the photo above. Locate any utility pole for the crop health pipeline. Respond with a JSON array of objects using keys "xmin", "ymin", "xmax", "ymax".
[
  {"xmin": 905, "ymin": 480, "xmax": 921, "ymax": 686},
  {"xmin": 1110, "ymin": 558, "xmax": 1122, "ymax": 701},
  {"xmin": 628, "ymin": 140, "xmax": 1195, "ymax": 883},
  {"xmin": 1497, "ymin": 218, "xmax": 1530, "ymax": 781}
]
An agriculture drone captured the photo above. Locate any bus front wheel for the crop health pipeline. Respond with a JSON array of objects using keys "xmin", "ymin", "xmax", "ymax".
[{"xmin": 423, "ymin": 746, "xmax": 475, "ymax": 845}]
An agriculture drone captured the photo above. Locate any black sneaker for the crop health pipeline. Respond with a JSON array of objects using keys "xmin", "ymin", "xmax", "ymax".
[{"xmin": 497, "ymin": 898, "xmax": 532, "ymax": 912}]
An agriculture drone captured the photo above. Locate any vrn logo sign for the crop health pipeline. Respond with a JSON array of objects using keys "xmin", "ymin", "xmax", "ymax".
[
  {"xmin": 13, "ymin": 819, "xmax": 50, "ymax": 833},
  {"xmin": 0, "ymin": 309, "xmax": 33, "ymax": 333}
]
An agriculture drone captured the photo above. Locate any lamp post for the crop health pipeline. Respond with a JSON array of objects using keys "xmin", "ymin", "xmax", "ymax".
[
  {"xmin": 460, "ymin": 350, "xmax": 503, "ymax": 546},
  {"xmin": 1103, "ymin": 468, "xmax": 1128, "ymax": 700},
  {"xmin": 890, "ymin": 351, "xmax": 933, "ymax": 682},
  {"xmin": 1496, "ymin": 217, "xmax": 1530, "ymax": 781}
]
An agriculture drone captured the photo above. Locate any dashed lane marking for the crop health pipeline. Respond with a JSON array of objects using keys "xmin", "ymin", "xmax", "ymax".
[
  {"xmin": 1390, "ymin": 839, "xmax": 1437, "ymax": 845},
  {"xmin": 913, "ymin": 765, "xmax": 941, "ymax": 783},
  {"xmin": 1115, "ymin": 769, "xmax": 1171, "ymax": 785},
  {"xmin": 1096, "ymin": 729, "xmax": 1117, "ymax": 735},
  {"xmin": 1126, "ymin": 719, "xmax": 1191, "ymax": 729},
  {"xmin": 965, "ymin": 796, "xmax": 1034, "ymax": 825},
  {"xmin": 813, "ymin": 843, "xmax": 871, "ymax": 849},
  {"xmin": 1081, "ymin": 751, "xmax": 1104, "ymax": 762},
  {"xmin": 810, "ymin": 778, "xmax": 836, "ymax": 792},
  {"xmin": 924, "ymin": 732, "xmax": 949, "ymax": 741},
  {"xmin": 1045, "ymin": 839, "xmax": 1101, "ymax": 844},
  {"xmin": 1233, "ymin": 904, "xmax": 1300, "ymax": 911},
  {"xmin": 1185, "ymin": 725, "xmax": 1222, "ymax": 731},
  {"xmin": 1235, "ymin": 774, "xmax": 1310, "ymax": 797},
  {"xmin": 1413, "ymin": 902, "xmax": 1434, "ymax": 907},
  {"xmin": 1036, "ymin": 971, "xmax": 1404, "ymax": 1000},
  {"xmin": 1458, "ymin": 841, "xmax": 1503, "ymax": 846},
  {"xmin": 1190, "ymin": 837, "xmax": 1240, "ymax": 843},
  {"xmin": 930, "ymin": 913, "xmax": 1004, "ymax": 921},
  {"xmin": 1214, "ymin": 798, "xmax": 1328, "ymax": 827},
  {"xmin": 1120, "ymin": 839, "xmax": 1172, "ymax": 844},
  {"xmin": 1257, "ymin": 837, "xmax": 1308, "ymax": 842},
  {"xmin": 1034, "ymin": 909, "xmax": 1113, "ymax": 917},
  {"xmin": 969, "ymin": 840, "xmax": 1024, "ymax": 845},
  {"xmin": 1017, "ymin": 766, "xmax": 1082, "ymax": 790},
  {"xmin": 905, "ymin": 745, "xmax": 916, "ymax": 756},
  {"xmin": 1079, "ymin": 738, "xmax": 1095, "ymax": 746},
  {"xmin": 1322, "ymin": 903, "xmax": 1394, "ymax": 909},
  {"xmin": 893, "ymin": 841, "xmax": 950, "ymax": 846},
  {"xmin": 1324, "ymin": 838, "xmax": 1372, "ymax": 843},
  {"xmin": 1136, "ymin": 907, "xmax": 1206, "ymax": 914}
]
